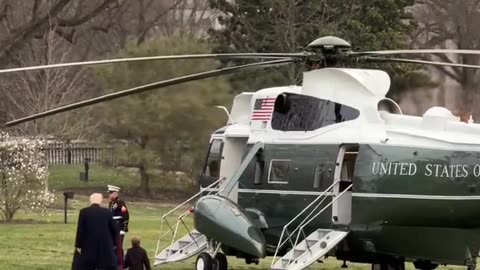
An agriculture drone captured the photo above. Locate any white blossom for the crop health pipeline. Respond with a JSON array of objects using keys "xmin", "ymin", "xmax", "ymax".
[{"xmin": 0, "ymin": 132, "xmax": 54, "ymax": 221}]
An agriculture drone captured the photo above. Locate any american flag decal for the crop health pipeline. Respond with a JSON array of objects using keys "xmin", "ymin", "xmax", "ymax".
[{"xmin": 251, "ymin": 98, "xmax": 276, "ymax": 121}]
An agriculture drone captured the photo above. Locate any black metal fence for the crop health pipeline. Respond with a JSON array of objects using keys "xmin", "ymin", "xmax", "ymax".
[{"xmin": 45, "ymin": 142, "xmax": 114, "ymax": 165}]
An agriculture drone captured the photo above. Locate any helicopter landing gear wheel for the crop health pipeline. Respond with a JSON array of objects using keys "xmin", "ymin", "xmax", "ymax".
[
  {"xmin": 413, "ymin": 260, "xmax": 438, "ymax": 270},
  {"xmin": 214, "ymin": 253, "xmax": 228, "ymax": 270},
  {"xmin": 196, "ymin": 252, "xmax": 213, "ymax": 270},
  {"xmin": 466, "ymin": 257, "xmax": 476, "ymax": 270}
]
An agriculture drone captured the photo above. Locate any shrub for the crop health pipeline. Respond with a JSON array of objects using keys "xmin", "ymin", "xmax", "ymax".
[{"xmin": 0, "ymin": 132, "xmax": 55, "ymax": 222}]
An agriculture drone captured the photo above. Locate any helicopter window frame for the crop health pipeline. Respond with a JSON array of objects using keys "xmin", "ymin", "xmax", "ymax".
[
  {"xmin": 271, "ymin": 93, "xmax": 360, "ymax": 132},
  {"xmin": 267, "ymin": 159, "xmax": 291, "ymax": 184},
  {"xmin": 313, "ymin": 163, "xmax": 326, "ymax": 188},
  {"xmin": 253, "ymin": 149, "xmax": 265, "ymax": 185},
  {"xmin": 202, "ymin": 138, "xmax": 223, "ymax": 178},
  {"xmin": 254, "ymin": 159, "xmax": 264, "ymax": 185}
]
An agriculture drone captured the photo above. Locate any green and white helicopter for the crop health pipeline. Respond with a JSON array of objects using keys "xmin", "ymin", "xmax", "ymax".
[{"xmin": 6, "ymin": 36, "xmax": 480, "ymax": 270}]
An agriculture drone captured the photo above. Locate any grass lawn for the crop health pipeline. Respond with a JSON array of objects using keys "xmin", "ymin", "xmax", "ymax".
[
  {"xmin": 47, "ymin": 164, "xmax": 196, "ymax": 202},
  {"xmin": 0, "ymin": 195, "xmax": 363, "ymax": 270},
  {"xmin": 0, "ymin": 196, "xmax": 294, "ymax": 269},
  {"xmin": 0, "ymin": 196, "xmax": 464, "ymax": 270},
  {"xmin": 48, "ymin": 164, "xmax": 136, "ymax": 191},
  {"xmin": 0, "ymin": 166, "xmax": 466, "ymax": 270}
]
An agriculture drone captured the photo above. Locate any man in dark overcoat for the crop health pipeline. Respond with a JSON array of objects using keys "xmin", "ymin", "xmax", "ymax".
[{"xmin": 74, "ymin": 193, "xmax": 119, "ymax": 270}]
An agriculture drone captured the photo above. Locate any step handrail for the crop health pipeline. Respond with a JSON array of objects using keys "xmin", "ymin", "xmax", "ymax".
[
  {"xmin": 155, "ymin": 141, "xmax": 265, "ymax": 260},
  {"xmin": 274, "ymin": 180, "xmax": 340, "ymax": 250},
  {"xmin": 271, "ymin": 179, "xmax": 341, "ymax": 266},
  {"xmin": 161, "ymin": 176, "xmax": 225, "ymax": 219},
  {"xmin": 155, "ymin": 176, "xmax": 225, "ymax": 257},
  {"xmin": 302, "ymin": 184, "xmax": 353, "ymax": 227},
  {"xmin": 288, "ymin": 183, "xmax": 353, "ymax": 266}
]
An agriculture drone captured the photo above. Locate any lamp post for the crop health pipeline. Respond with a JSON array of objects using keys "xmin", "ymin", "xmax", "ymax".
[
  {"xmin": 63, "ymin": 191, "xmax": 74, "ymax": 224},
  {"xmin": 84, "ymin": 157, "xmax": 90, "ymax": 182}
]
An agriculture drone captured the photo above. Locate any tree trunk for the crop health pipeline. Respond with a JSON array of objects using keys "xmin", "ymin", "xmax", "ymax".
[
  {"xmin": 436, "ymin": 85, "xmax": 446, "ymax": 108},
  {"xmin": 461, "ymin": 86, "xmax": 476, "ymax": 122},
  {"xmin": 4, "ymin": 203, "xmax": 16, "ymax": 222},
  {"xmin": 6, "ymin": 209, "xmax": 15, "ymax": 222},
  {"xmin": 139, "ymin": 164, "xmax": 150, "ymax": 196}
]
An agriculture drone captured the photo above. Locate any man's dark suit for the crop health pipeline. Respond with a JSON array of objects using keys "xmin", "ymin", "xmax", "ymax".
[{"xmin": 74, "ymin": 203, "xmax": 118, "ymax": 270}]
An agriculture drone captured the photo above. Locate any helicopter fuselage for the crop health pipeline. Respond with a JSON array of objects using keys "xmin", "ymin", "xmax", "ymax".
[
  {"xmin": 195, "ymin": 68, "xmax": 480, "ymax": 267},
  {"xmin": 230, "ymin": 142, "xmax": 480, "ymax": 265}
]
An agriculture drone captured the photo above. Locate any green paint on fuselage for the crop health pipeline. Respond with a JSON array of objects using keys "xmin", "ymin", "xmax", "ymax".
[
  {"xmin": 233, "ymin": 143, "xmax": 480, "ymax": 265},
  {"xmin": 355, "ymin": 144, "xmax": 480, "ymax": 197}
]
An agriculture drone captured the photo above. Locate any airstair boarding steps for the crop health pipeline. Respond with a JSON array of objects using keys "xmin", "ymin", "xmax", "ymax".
[
  {"xmin": 154, "ymin": 230, "xmax": 207, "ymax": 266},
  {"xmin": 271, "ymin": 229, "xmax": 349, "ymax": 270}
]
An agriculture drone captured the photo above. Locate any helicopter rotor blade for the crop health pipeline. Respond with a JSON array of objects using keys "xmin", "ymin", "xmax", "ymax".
[
  {"xmin": 4, "ymin": 58, "xmax": 295, "ymax": 127},
  {"xmin": 351, "ymin": 49, "xmax": 480, "ymax": 57},
  {"xmin": 0, "ymin": 53, "xmax": 307, "ymax": 75},
  {"xmin": 364, "ymin": 56, "xmax": 480, "ymax": 69}
]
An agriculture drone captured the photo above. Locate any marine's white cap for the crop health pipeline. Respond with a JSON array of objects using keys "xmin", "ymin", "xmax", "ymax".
[{"xmin": 107, "ymin": 185, "xmax": 121, "ymax": 192}]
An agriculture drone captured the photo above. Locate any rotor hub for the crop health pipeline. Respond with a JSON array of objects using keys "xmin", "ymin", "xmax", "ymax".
[
  {"xmin": 307, "ymin": 36, "xmax": 351, "ymax": 50},
  {"xmin": 306, "ymin": 36, "xmax": 352, "ymax": 68}
]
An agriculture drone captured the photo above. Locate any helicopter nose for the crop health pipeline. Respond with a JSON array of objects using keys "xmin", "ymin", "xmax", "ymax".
[{"xmin": 193, "ymin": 195, "xmax": 266, "ymax": 258}]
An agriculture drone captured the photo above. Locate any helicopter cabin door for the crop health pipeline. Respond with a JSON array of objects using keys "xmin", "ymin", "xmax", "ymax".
[
  {"xmin": 218, "ymin": 136, "xmax": 249, "ymax": 203},
  {"xmin": 332, "ymin": 144, "xmax": 358, "ymax": 225}
]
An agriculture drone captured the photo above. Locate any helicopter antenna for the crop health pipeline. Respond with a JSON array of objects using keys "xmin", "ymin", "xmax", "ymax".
[{"xmin": 213, "ymin": 106, "xmax": 234, "ymax": 124}]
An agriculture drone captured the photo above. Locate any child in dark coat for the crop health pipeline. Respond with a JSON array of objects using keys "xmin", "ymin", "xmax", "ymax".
[{"xmin": 124, "ymin": 236, "xmax": 151, "ymax": 270}]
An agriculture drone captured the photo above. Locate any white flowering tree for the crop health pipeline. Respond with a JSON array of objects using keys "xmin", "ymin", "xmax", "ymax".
[{"xmin": 0, "ymin": 132, "xmax": 55, "ymax": 222}]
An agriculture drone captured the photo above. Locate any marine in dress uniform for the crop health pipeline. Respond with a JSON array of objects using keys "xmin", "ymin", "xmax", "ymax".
[
  {"xmin": 74, "ymin": 193, "xmax": 118, "ymax": 270},
  {"xmin": 108, "ymin": 185, "xmax": 129, "ymax": 268}
]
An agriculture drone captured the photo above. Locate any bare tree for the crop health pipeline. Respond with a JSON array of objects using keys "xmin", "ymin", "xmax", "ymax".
[
  {"xmin": 411, "ymin": 0, "xmax": 480, "ymax": 116},
  {"xmin": 92, "ymin": 0, "xmax": 216, "ymax": 50},
  {"xmin": 1, "ymin": 28, "xmax": 97, "ymax": 139},
  {"xmin": 161, "ymin": 0, "xmax": 216, "ymax": 38},
  {"xmin": 0, "ymin": 0, "xmax": 219, "ymax": 138},
  {"xmin": 0, "ymin": 0, "xmax": 217, "ymax": 71},
  {"xmin": 0, "ymin": 0, "xmax": 119, "ymax": 64},
  {"xmin": 0, "ymin": 0, "xmax": 120, "ymax": 136}
]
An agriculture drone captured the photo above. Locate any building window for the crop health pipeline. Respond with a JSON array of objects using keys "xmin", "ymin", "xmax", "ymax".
[{"xmin": 268, "ymin": 159, "xmax": 290, "ymax": 184}]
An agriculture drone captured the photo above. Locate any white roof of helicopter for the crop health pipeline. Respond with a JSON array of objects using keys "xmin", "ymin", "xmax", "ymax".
[
  {"xmin": 244, "ymin": 68, "xmax": 480, "ymax": 151},
  {"xmin": 211, "ymin": 86, "xmax": 302, "ymax": 140},
  {"xmin": 209, "ymin": 68, "xmax": 480, "ymax": 151},
  {"xmin": 302, "ymin": 68, "xmax": 390, "ymax": 105}
]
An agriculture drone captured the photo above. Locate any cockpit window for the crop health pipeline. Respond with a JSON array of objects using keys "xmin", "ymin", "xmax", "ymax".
[
  {"xmin": 271, "ymin": 93, "xmax": 359, "ymax": 131},
  {"xmin": 203, "ymin": 139, "xmax": 223, "ymax": 178}
]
